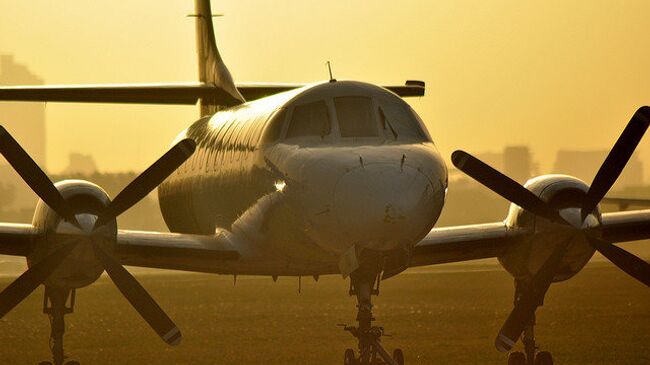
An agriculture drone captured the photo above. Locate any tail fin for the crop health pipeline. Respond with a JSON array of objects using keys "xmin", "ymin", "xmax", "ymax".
[{"xmin": 195, "ymin": 0, "xmax": 244, "ymax": 115}]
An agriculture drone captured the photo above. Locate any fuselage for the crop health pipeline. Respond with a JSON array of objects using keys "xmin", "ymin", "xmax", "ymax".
[{"xmin": 158, "ymin": 81, "xmax": 448, "ymax": 269}]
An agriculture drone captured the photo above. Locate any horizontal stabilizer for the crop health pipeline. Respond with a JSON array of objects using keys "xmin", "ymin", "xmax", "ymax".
[
  {"xmin": 0, "ymin": 81, "xmax": 425, "ymax": 106},
  {"xmin": 0, "ymin": 83, "xmax": 242, "ymax": 106},
  {"xmin": 237, "ymin": 80, "xmax": 426, "ymax": 100}
]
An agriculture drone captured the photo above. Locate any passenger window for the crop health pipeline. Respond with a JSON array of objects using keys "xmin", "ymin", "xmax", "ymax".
[
  {"xmin": 286, "ymin": 101, "xmax": 331, "ymax": 139},
  {"xmin": 335, "ymin": 96, "xmax": 378, "ymax": 138},
  {"xmin": 379, "ymin": 102, "xmax": 428, "ymax": 141}
]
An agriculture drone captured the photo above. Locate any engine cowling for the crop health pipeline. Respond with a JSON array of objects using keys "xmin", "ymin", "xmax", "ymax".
[
  {"xmin": 27, "ymin": 180, "xmax": 117, "ymax": 289},
  {"xmin": 499, "ymin": 175, "xmax": 600, "ymax": 283}
]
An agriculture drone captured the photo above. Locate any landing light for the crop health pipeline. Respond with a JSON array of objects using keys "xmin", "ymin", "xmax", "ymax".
[{"xmin": 274, "ymin": 180, "xmax": 286, "ymax": 192}]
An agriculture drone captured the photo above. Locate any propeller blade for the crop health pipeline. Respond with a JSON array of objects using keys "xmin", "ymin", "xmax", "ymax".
[
  {"xmin": 582, "ymin": 106, "xmax": 650, "ymax": 219},
  {"xmin": 93, "ymin": 244, "xmax": 181, "ymax": 346},
  {"xmin": 0, "ymin": 127, "xmax": 80, "ymax": 228},
  {"xmin": 495, "ymin": 239, "xmax": 570, "ymax": 352},
  {"xmin": 0, "ymin": 243, "xmax": 77, "ymax": 318},
  {"xmin": 452, "ymin": 150, "xmax": 569, "ymax": 225},
  {"xmin": 94, "ymin": 138, "xmax": 195, "ymax": 228},
  {"xmin": 592, "ymin": 239, "xmax": 650, "ymax": 287}
]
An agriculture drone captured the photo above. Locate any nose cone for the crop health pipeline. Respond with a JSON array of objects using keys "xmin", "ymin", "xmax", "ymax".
[{"xmin": 334, "ymin": 163, "xmax": 441, "ymax": 251}]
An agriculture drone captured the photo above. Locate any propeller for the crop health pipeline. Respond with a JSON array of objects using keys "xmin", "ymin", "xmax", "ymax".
[
  {"xmin": 0, "ymin": 126, "xmax": 81, "ymax": 229},
  {"xmin": 0, "ymin": 243, "xmax": 78, "ymax": 318},
  {"xmin": 451, "ymin": 151, "xmax": 569, "ymax": 226},
  {"xmin": 581, "ymin": 106, "xmax": 650, "ymax": 219},
  {"xmin": 452, "ymin": 106, "xmax": 650, "ymax": 352},
  {"xmin": 0, "ymin": 128, "xmax": 195, "ymax": 346}
]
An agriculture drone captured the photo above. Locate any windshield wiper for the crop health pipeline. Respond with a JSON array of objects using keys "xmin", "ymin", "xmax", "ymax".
[{"xmin": 379, "ymin": 107, "xmax": 398, "ymax": 139}]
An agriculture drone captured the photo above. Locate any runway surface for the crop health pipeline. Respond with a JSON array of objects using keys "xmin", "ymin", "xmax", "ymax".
[{"xmin": 0, "ymin": 261, "xmax": 648, "ymax": 364}]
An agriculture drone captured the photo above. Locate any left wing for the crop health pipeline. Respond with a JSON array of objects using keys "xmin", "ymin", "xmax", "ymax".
[
  {"xmin": 410, "ymin": 222, "xmax": 529, "ymax": 267},
  {"xmin": 410, "ymin": 209, "xmax": 650, "ymax": 268}
]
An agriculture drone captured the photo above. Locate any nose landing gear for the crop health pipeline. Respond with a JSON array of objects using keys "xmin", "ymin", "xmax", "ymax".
[{"xmin": 341, "ymin": 262, "xmax": 404, "ymax": 365}]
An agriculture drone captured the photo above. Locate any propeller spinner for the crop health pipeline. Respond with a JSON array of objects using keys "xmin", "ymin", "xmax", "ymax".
[
  {"xmin": 0, "ymin": 127, "xmax": 196, "ymax": 346},
  {"xmin": 452, "ymin": 106, "xmax": 650, "ymax": 352}
]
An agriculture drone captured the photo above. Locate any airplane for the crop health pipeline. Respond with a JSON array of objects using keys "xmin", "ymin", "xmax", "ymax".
[{"xmin": 0, "ymin": 1, "xmax": 648, "ymax": 365}]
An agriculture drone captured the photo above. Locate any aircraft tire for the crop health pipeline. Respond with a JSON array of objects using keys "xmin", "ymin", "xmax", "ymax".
[
  {"xmin": 344, "ymin": 348, "xmax": 356, "ymax": 365},
  {"xmin": 393, "ymin": 348, "xmax": 404, "ymax": 365},
  {"xmin": 507, "ymin": 351, "xmax": 526, "ymax": 365},
  {"xmin": 534, "ymin": 351, "xmax": 553, "ymax": 365}
]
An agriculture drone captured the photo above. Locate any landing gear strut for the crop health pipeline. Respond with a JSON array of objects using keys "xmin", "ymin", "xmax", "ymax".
[
  {"xmin": 39, "ymin": 287, "xmax": 79, "ymax": 365},
  {"xmin": 340, "ymin": 260, "xmax": 403, "ymax": 365},
  {"xmin": 507, "ymin": 281, "xmax": 553, "ymax": 365}
]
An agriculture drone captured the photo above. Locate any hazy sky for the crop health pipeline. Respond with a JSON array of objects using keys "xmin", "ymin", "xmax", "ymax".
[{"xmin": 0, "ymin": 1, "xmax": 649, "ymax": 175}]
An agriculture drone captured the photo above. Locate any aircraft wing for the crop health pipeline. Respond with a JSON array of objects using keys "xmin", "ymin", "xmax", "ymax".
[
  {"xmin": 0, "ymin": 226, "xmax": 242, "ymax": 269},
  {"xmin": 410, "ymin": 222, "xmax": 529, "ymax": 267},
  {"xmin": 0, "ymin": 81, "xmax": 424, "ymax": 105},
  {"xmin": 0, "ymin": 223, "xmax": 37, "ymax": 257},
  {"xmin": 410, "ymin": 209, "xmax": 650, "ymax": 267}
]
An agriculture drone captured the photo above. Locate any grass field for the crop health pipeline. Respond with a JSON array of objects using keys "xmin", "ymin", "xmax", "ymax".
[{"xmin": 0, "ymin": 262, "xmax": 648, "ymax": 365}]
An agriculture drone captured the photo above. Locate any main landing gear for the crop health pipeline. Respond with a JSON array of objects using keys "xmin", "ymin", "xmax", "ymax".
[
  {"xmin": 38, "ymin": 287, "xmax": 80, "ymax": 365},
  {"xmin": 507, "ymin": 281, "xmax": 553, "ymax": 365},
  {"xmin": 340, "ymin": 261, "xmax": 404, "ymax": 365}
]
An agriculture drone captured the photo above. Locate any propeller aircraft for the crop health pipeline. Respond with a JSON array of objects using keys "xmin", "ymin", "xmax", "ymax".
[{"xmin": 0, "ymin": 1, "xmax": 648, "ymax": 364}]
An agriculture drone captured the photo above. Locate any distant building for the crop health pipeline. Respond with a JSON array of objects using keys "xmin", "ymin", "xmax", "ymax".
[
  {"xmin": 472, "ymin": 146, "xmax": 534, "ymax": 184},
  {"xmin": 475, "ymin": 151, "xmax": 504, "ymax": 172},
  {"xmin": 0, "ymin": 54, "xmax": 46, "ymax": 168},
  {"xmin": 0, "ymin": 55, "xmax": 45, "ymax": 210},
  {"xmin": 62, "ymin": 153, "xmax": 98, "ymax": 175},
  {"xmin": 503, "ymin": 146, "xmax": 532, "ymax": 184},
  {"xmin": 552, "ymin": 150, "xmax": 643, "ymax": 188}
]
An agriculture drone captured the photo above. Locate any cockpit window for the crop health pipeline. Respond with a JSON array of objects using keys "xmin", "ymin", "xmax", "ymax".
[
  {"xmin": 262, "ymin": 108, "xmax": 286, "ymax": 143},
  {"xmin": 334, "ymin": 96, "xmax": 378, "ymax": 138},
  {"xmin": 379, "ymin": 101, "xmax": 428, "ymax": 141},
  {"xmin": 286, "ymin": 101, "xmax": 331, "ymax": 139}
]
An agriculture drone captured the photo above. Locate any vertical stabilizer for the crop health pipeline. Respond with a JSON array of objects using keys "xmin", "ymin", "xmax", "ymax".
[{"xmin": 195, "ymin": 0, "xmax": 245, "ymax": 115}]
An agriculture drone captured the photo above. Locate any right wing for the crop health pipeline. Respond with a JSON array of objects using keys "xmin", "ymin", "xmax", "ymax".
[{"xmin": 0, "ymin": 223, "xmax": 36, "ymax": 257}]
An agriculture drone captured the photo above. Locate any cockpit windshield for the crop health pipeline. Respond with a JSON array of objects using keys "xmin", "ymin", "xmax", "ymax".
[
  {"xmin": 280, "ymin": 93, "xmax": 429, "ymax": 144},
  {"xmin": 378, "ymin": 101, "xmax": 428, "ymax": 141},
  {"xmin": 286, "ymin": 100, "xmax": 331, "ymax": 139},
  {"xmin": 334, "ymin": 96, "xmax": 378, "ymax": 138}
]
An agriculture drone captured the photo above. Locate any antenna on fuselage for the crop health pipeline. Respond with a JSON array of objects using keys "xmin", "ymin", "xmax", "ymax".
[
  {"xmin": 186, "ymin": 13, "xmax": 224, "ymax": 17},
  {"xmin": 326, "ymin": 61, "xmax": 336, "ymax": 83}
]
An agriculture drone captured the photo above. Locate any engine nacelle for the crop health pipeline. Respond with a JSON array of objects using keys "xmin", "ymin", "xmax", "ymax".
[
  {"xmin": 27, "ymin": 180, "xmax": 117, "ymax": 289},
  {"xmin": 499, "ymin": 175, "xmax": 599, "ymax": 283}
]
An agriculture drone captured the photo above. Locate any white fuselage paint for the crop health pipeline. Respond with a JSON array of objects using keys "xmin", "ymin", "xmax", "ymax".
[{"xmin": 158, "ymin": 81, "xmax": 448, "ymax": 274}]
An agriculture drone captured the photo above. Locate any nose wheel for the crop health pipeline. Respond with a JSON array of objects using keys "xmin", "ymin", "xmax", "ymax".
[
  {"xmin": 507, "ymin": 350, "xmax": 553, "ymax": 365},
  {"xmin": 340, "ymin": 326, "xmax": 404, "ymax": 365},
  {"xmin": 341, "ymin": 259, "xmax": 404, "ymax": 365}
]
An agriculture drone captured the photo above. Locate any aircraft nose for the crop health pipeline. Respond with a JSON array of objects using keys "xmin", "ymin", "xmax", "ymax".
[{"xmin": 333, "ymin": 163, "xmax": 440, "ymax": 251}]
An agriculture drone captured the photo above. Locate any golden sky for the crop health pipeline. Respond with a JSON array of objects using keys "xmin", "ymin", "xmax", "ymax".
[{"xmin": 0, "ymin": 1, "xmax": 649, "ymax": 175}]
